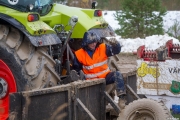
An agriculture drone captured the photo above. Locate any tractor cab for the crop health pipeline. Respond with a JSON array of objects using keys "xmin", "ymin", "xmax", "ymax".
[{"xmin": 0, "ymin": 0, "xmax": 53, "ymax": 15}]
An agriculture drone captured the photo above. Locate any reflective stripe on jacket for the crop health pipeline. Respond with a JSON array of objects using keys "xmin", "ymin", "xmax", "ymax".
[{"xmin": 75, "ymin": 43, "xmax": 110, "ymax": 79}]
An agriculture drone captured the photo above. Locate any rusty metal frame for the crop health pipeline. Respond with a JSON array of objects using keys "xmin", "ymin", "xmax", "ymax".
[
  {"xmin": 126, "ymin": 84, "xmax": 140, "ymax": 100},
  {"xmin": 73, "ymin": 79, "xmax": 106, "ymax": 120},
  {"xmin": 10, "ymin": 84, "xmax": 72, "ymax": 120},
  {"xmin": 9, "ymin": 79, "xmax": 109, "ymax": 120},
  {"xmin": 76, "ymin": 98, "xmax": 96, "ymax": 120},
  {"xmin": 123, "ymin": 71, "xmax": 140, "ymax": 104},
  {"xmin": 104, "ymin": 91, "xmax": 120, "ymax": 113}
]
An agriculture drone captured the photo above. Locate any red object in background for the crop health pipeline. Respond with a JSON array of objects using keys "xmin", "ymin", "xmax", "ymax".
[{"xmin": 136, "ymin": 39, "xmax": 180, "ymax": 61}]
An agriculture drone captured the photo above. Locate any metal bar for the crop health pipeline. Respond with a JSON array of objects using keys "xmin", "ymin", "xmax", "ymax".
[
  {"xmin": 73, "ymin": 87, "xmax": 77, "ymax": 120},
  {"xmin": 156, "ymin": 61, "xmax": 159, "ymax": 95},
  {"xmin": 126, "ymin": 84, "xmax": 140, "ymax": 99},
  {"xmin": 9, "ymin": 93, "xmax": 22, "ymax": 120},
  {"xmin": 68, "ymin": 89, "xmax": 72, "ymax": 120},
  {"xmin": 66, "ymin": 43, "xmax": 70, "ymax": 75},
  {"xmin": 21, "ymin": 95, "xmax": 30, "ymax": 120},
  {"xmin": 66, "ymin": 60, "xmax": 70, "ymax": 75},
  {"xmin": 100, "ymin": 82, "xmax": 106, "ymax": 120},
  {"xmin": 74, "ymin": 79, "xmax": 105, "ymax": 120},
  {"xmin": 104, "ymin": 91, "xmax": 120, "ymax": 114},
  {"xmin": 76, "ymin": 98, "xmax": 97, "ymax": 120},
  {"xmin": 67, "ymin": 43, "xmax": 74, "ymax": 60},
  {"xmin": 60, "ymin": 17, "xmax": 77, "ymax": 59},
  {"xmin": 60, "ymin": 32, "xmax": 72, "ymax": 58},
  {"xmin": 111, "ymin": 59, "xmax": 120, "ymax": 71}
]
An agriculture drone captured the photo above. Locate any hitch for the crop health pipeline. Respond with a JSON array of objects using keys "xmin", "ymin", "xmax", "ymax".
[{"xmin": 51, "ymin": 16, "xmax": 78, "ymax": 83}]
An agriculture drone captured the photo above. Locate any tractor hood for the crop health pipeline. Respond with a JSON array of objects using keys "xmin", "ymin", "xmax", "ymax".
[{"xmin": 41, "ymin": 4, "xmax": 114, "ymax": 38}]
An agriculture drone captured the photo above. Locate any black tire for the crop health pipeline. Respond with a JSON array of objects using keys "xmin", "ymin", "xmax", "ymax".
[
  {"xmin": 118, "ymin": 98, "xmax": 172, "ymax": 120},
  {"xmin": 0, "ymin": 24, "xmax": 60, "ymax": 91}
]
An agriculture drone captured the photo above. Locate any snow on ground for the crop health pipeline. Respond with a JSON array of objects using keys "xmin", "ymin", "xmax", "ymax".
[
  {"xmin": 117, "ymin": 34, "xmax": 180, "ymax": 53},
  {"xmin": 103, "ymin": 11, "xmax": 180, "ymax": 53}
]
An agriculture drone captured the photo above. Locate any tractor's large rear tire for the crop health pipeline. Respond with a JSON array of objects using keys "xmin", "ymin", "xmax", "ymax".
[
  {"xmin": 0, "ymin": 24, "xmax": 60, "ymax": 119},
  {"xmin": 118, "ymin": 98, "xmax": 172, "ymax": 120}
]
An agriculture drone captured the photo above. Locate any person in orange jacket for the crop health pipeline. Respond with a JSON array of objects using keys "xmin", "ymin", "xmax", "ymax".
[{"xmin": 73, "ymin": 31, "xmax": 126, "ymax": 109}]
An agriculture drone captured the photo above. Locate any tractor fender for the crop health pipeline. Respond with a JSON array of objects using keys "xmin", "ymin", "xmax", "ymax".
[{"xmin": 0, "ymin": 13, "xmax": 61, "ymax": 47}]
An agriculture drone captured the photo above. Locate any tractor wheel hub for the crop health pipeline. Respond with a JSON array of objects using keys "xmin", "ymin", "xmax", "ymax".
[{"xmin": 0, "ymin": 78, "xmax": 8, "ymax": 99}]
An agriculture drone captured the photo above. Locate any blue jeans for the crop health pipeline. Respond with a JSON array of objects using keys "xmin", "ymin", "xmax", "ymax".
[{"xmin": 105, "ymin": 71, "xmax": 126, "ymax": 96}]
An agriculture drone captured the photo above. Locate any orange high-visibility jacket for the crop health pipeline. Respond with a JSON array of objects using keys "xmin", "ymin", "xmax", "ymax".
[{"xmin": 75, "ymin": 43, "xmax": 110, "ymax": 79}]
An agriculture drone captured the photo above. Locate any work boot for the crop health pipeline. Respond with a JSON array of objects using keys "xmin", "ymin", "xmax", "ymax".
[{"xmin": 118, "ymin": 95, "xmax": 126, "ymax": 109}]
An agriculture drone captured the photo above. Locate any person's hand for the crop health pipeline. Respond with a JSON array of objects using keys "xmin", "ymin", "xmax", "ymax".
[{"xmin": 108, "ymin": 38, "xmax": 119, "ymax": 45}]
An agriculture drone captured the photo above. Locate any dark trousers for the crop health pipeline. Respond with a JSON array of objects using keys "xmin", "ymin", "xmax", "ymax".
[{"xmin": 105, "ymin": 71, "xmax": 126, "ymax": 96}]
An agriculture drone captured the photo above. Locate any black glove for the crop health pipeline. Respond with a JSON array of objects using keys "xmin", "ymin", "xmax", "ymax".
[{"xmin": 108, "ymin": 38, "xmax": 119, "ymax": 45}]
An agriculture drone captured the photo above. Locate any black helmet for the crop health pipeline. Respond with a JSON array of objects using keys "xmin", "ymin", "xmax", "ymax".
[{"xmin": 81, "ymin": 31, "xmax": 100, "ymax": 47}]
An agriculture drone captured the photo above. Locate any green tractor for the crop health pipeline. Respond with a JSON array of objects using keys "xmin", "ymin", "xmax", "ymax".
[
  {"xmin": 0, "ymin": 0, "xmax": 115, "ymax": 119},
  {"xmin": 0, "ymin": 0, "xmax": 173, "ymax": 120}
]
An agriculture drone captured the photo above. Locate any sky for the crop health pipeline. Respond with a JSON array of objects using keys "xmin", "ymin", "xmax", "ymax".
[{"xmin": 103, "ymin": 11, "xmax": 180, "ymax": 53}]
